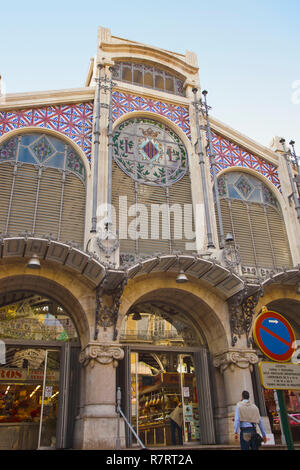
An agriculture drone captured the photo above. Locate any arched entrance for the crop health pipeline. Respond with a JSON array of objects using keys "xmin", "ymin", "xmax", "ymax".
[
  {"xmin": 0, "ymin": 275, "xmax": 89, "ymax": 450},
  {"xmin": 117, "ymin": 281, "xmax": 231, "ymax": 448}
]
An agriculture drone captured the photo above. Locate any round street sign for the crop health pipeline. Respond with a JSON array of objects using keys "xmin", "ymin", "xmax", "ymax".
[{"xmin": 253, "ymin": 310, "xmax": 296, "ymax": 362}]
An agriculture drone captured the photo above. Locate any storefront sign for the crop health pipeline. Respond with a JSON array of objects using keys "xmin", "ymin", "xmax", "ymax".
[
  {"xmin": 253, "ymin": 311, "xmax": 296, "ymax": 362},
  {"xmin": 258, "ymin": 362, "xmax": 300, "ymax": 390},
  {"xmin": 0, "ymin": 368, "xmax": 59, "ymax": 382}
]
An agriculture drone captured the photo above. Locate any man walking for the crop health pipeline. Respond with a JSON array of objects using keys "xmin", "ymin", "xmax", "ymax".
[{"xmin": 234, "ymin": 390, "xmax": 267, "ymax": 450}]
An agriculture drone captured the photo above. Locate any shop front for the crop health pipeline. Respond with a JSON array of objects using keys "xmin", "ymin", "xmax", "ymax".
[
  {"xmin": 118, "ymin": 306, "xmax": 216, "ymax": 447},
  {"xmin": 129, "ymin": 350, "xmax": 200, "ymax": 446},
  {"xmin": 0, "ymin": 290, "xmax": 80, "ymax": 450}
]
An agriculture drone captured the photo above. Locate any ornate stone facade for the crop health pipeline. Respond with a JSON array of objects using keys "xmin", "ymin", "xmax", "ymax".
[{"xmin": 0, "ymin": 26, "xmax": 299, "ymax": 450}]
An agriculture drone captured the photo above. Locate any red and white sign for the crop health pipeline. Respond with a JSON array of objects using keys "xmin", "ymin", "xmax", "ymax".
[{"xmin": 0, "ymin": 368, "xmax": 59, "ymax": 382}]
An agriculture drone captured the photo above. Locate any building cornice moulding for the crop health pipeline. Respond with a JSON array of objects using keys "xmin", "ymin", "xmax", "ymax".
[
  {"xmin": 0, "ymin": 87, "xmax": 95, "ymax": 111},
  {"xmin": 100, "ymin": 42, "xmax": 199, "ymax": 77}
]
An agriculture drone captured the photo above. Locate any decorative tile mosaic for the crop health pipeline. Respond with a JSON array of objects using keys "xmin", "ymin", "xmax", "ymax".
[
  {"xmin": 210, "ymin": 131, "xmax": 281, "ymax": 191},
  {"xmin": 0, "ymin": 103, "xmax": 94, "ymax": 161},
  {"xmin": 112, "ymin": 90, "xmax": 191, "ymax": 141}
]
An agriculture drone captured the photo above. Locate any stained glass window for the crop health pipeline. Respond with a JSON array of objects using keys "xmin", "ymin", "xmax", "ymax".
[
  {"xmin": 113, "ymin": 117, "xmax": 188, "ymax": 186},
  {"xmin": 217, "ymin": 171, "xmax": 279, "ymax": 210},
  {"xmin": 112, "ymin": 62, "xmax": 185, "ymax": 97},
  {"xmin": 0, "ymin": 133, "xmax": 86, "ymax": 183}
]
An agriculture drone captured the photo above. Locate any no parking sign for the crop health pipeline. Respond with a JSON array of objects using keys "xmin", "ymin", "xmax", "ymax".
[{"xmin": 253, "ymin": 310, "xmax": 296, "ymax": 362}]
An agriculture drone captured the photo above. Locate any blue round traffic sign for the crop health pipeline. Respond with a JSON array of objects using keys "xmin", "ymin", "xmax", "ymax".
[{"xmin": 253, "ymin": 310, "xmax": 296, "ymax": 362}]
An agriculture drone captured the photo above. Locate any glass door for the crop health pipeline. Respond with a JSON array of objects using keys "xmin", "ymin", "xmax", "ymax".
[
  {"xmin": 37, "ymin": 349, "xmax": 60, "ymax": 449},
  {"xmin": 130, "ymin": 350, "xmax": 200, "ymax": 447},
  {"xmin": 178, "ymin": 354, "xmax": 200, "ymax": 443}
]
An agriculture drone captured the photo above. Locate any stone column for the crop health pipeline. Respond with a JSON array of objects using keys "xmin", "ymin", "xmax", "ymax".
[
  {"xmin": 213, "ymin": 349, "xmax": 259, "ymax": 444},
  {"xmin": 73, "ymin": 342, "xmax": 126, "ymax": 449}
]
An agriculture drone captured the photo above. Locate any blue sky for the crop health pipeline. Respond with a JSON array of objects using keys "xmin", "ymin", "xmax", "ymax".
[{"xmin": 0, "ymin": 0, "xmax": 299, "ymax": 150}]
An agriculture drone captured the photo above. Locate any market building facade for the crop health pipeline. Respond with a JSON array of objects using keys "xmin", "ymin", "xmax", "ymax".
[{"xmin": 0, "ymin": 27, "xmax": 299, "ymax": 449}]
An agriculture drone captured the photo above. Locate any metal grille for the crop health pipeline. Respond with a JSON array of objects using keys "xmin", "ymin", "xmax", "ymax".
[
  {"xmin": 112, "ymin": 161, "xmax": 195, "ymax": 257},
  {"xmin": 217, "ymin": 198, "xmax": 292, "ymax": 270},
  {"xmin": 0, "ymin": 162, "xmax": 86, "ymax": 247}
]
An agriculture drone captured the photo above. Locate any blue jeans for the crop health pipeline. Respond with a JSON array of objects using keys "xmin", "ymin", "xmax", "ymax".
[
  {"xmin": 170, "ymin": 419, "xmax": 183, "ymax": 445},
  {"xmin": 240, "ymin": 427, "xmax": 259, "ymax": 450}
]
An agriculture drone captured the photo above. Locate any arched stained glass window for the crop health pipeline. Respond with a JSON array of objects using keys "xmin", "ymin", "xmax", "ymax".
[
  {"xmin": 112, "ymin": 62, "xmax": 185, "ymax": 97},
  {"xmin": 1, "ymin": 133, "xmax": 86, "ymax": 182},
  {"xmin": 0, "ymin": 133, "xmax": 86, "ymax": 246},
  {"xmin": 112, "ymin": 118, "xmax": 195, "ymax": 260},
  {"xmin": 216, "ymin": 171, "xmax": 292, "ymax": 273}
]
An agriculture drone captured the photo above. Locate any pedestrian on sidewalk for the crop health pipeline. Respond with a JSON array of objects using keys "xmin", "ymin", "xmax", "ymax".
[{"xmin": 234, "ymin": 390, "xmax": 267, "ymax": 450}]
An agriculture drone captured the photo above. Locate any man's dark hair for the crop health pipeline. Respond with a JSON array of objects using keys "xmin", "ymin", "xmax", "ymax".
[{"xmin": 242, "ymin": 390, "xmax": 250, "ymax": 400}]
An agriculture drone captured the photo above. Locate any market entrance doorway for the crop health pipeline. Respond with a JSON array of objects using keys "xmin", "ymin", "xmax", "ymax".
[
  {"xmin": 117, "ymin": 296, "xmax": 216, "ymax": 447},
  {"xmin": 0, "ymin": 290, "xmax": 80, "ymax": 449},
  {"xmin": 129, "ymin": 350, "xmax": 199, "ymax": 446}
]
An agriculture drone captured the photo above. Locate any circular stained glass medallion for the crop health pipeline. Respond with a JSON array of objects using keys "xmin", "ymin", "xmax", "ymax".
[{"xmin": 113, "ymin": 118, "xmax": 188, "ymax": 186}]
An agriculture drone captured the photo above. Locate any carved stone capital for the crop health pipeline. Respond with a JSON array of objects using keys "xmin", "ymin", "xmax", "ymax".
[
  {"xmin": 213, "ymin": 349, "xmax": 259, "ymax": 374},
  {"xmin": 79, "ymin": 343, "xmax": 124, "ymax": 368}
]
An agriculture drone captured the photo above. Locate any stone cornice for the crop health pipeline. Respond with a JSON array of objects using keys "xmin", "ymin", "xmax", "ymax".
[
  {"xmin": 0, "ymin": 87, "xmax": 95, "ymax": 111},
  {"xmin": 100, "ymin": 42, "xmax": 199, "ymax": 77}
]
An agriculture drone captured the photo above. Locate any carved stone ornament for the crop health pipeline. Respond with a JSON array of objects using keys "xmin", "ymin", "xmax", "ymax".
[
  {"xmin": 227, "ymin": 286, "xmax": 264, "ymax": 347},
  {"xmin": 213, "ymin": 349, "xmax": 259, "ymax": 374},
  {"xmin": 79, "ymin": 343, "xmax": 124, "ymax": 368}
]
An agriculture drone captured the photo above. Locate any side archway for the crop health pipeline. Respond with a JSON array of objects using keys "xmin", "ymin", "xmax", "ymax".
[{"xmin": 0, "ymin": 273, "xmax": 93, "ymax": 347}]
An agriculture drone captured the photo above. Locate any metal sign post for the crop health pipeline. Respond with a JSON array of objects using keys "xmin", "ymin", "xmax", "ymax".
[{"xmin": 276, "ymin": 389, "xmax": 294, "ymax": 450}]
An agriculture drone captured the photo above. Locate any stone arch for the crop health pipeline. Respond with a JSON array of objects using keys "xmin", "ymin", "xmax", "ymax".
[
  {"xmin": 0, "ymin": 270, "xmax": 94, "ymax": 347},
  {"xmin": 117, "ymin": 273, "xmax": 231, "ymax": 354}
]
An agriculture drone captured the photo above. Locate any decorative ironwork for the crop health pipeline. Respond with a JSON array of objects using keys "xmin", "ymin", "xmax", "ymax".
[
  {"xmin": 192, "ymin": 88, "xmax": 215, "ymax": 249},
  {"xmin": 222, "ymin": 243, "xmax": 241, "ymax": 269},
  {"xmin": 228, "ymin": 285, "xmax": 264, "ymax": 347},
  {"xmin": 94, "ymin": 274, "xmax": 128, "ymax": 341}
]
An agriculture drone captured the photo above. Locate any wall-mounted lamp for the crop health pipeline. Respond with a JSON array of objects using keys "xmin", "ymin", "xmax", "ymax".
[
  {"xmin": 27, "ymin": 253, "xmax": 40, "ymax": 269},
  {"xmin": 176, "ymin": 270, "xmax": 188, "ymax": 284},
  {"xmin": 225, "ymin": 233, "xmax": 234, "ymax": 245}
]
